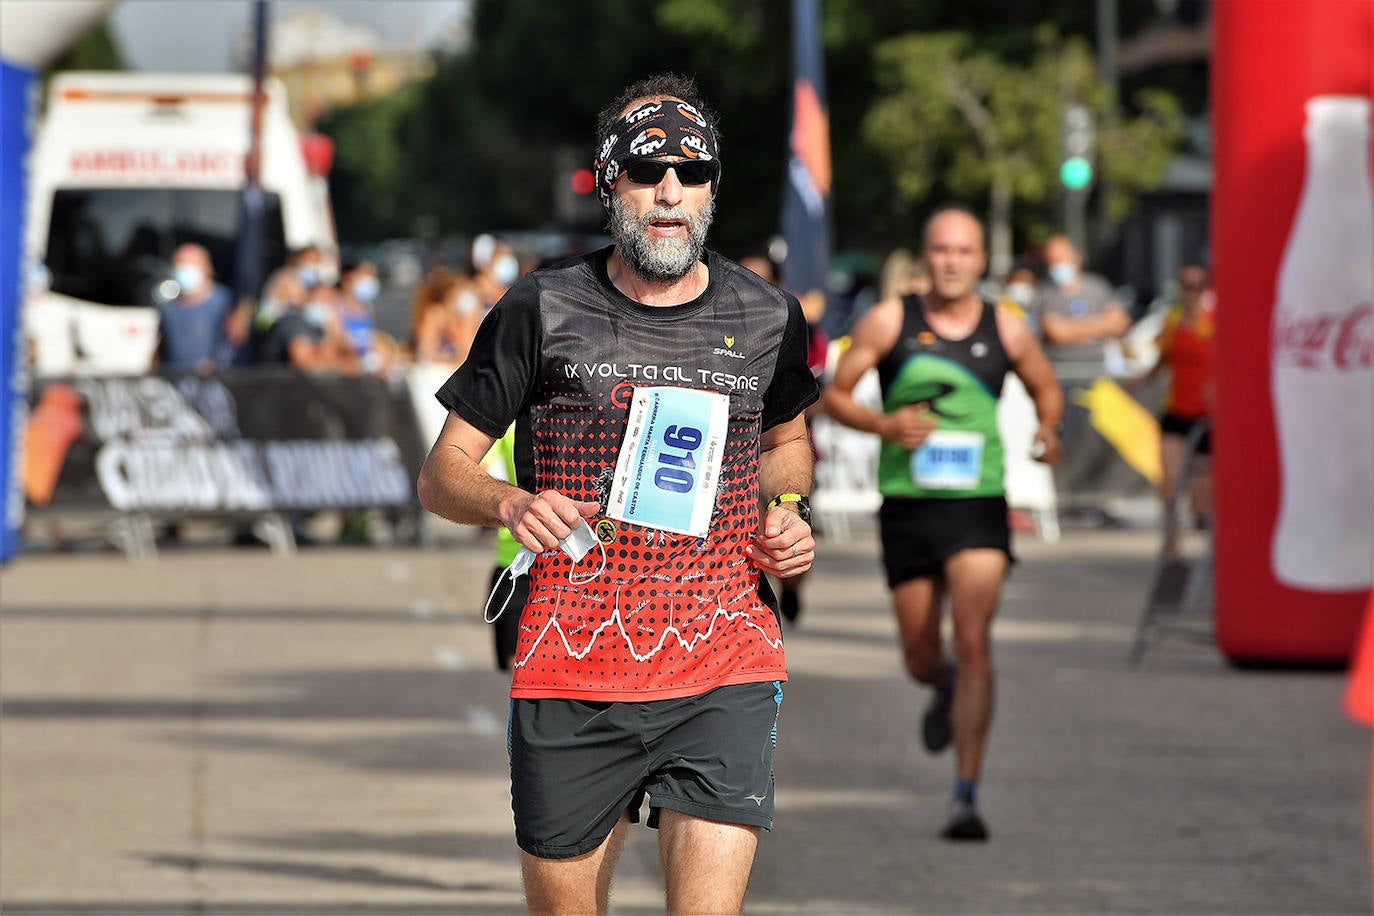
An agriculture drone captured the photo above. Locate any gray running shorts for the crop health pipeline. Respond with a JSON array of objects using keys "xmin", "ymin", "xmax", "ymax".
[{"xmin": 508, "ymin": 680, "xmax": 784, "ymax": 859}]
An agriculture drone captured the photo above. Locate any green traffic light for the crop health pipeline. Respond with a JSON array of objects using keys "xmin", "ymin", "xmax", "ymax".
[{"xmin": 1060, "ymin": 156, "xmax": 1093, "ymax": 190}]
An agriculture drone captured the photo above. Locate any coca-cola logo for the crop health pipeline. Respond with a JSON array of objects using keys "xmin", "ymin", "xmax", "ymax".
[{"xmin": 1274, "ymin": 303, "xmax": 1374, "ymax": 369}]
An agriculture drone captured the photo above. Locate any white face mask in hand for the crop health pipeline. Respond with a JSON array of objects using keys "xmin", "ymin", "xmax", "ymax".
[{"xmin": 483, "ymin": 519, "xmax": 607, "ymax": 623}]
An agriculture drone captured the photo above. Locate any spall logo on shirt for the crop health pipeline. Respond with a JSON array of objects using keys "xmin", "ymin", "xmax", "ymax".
[{"xmin": 714, "ymin": 335, "xmax": 745, "ymax": 360}]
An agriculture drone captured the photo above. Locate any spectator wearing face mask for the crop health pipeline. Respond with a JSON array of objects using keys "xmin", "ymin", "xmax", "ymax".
[
  {"xmin": 157, "ymin": 243, "xmax": 240, "ymax": 373},
  {"xmin": 1034, "ymin": 234, "xmax": 1131, "ymax": 379},
  {"xmin": 410, "ymin": 267, "xmax": 482, "ymax": 367},
  {"xmin": 258, "ymin": 283, "xmax": 356, "ymax": 372},
  {"xmin": 261, "ymin": 246, "xmax": 325, "ymax": 316},
  {"xmin": 250, "ymin": 245, "xmax": 325, "ymax": 362},
  {"xmin": 471, "ymin": 234, "xmax": 521, "ymax": 314},
  {"xmin": 1033, "ymin": 235, "xmax": 1139, "ymax": 526},
  {"xmin": 447, "ymin": 270, "xmax": 484, "ymax": 363},
  {"xmin": 336, "ymin": 258, "xmax": 394, "ymax": 374}
]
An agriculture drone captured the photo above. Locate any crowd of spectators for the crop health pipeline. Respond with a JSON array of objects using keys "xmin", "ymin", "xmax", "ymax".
[{"xmin": 154, "ymin": 232, "xmax": 552, "ymax": 380}]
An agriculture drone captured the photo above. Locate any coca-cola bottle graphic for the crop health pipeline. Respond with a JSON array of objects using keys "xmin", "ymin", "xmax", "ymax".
[{"xmin": 1270, "ymin": 95, "xmax": 1374, "ymax": 591}]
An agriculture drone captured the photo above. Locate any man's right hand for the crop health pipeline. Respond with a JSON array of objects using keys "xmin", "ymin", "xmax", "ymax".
[
  {"xmin": 500, "ymin": 489, "xmax": 602, "ymax": 553},
  {"xmin": 879, "ymin": 403, "xmax": 938, "ymax": 450}
]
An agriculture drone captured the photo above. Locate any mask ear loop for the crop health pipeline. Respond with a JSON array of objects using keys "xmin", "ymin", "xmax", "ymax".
[
  {"xmin": 568, "ymin": 538, "xmax": 608, "ymax": 585},
  {"xmin": 483, "ymin": 547, "xmax": 535, "ymax": 623},
  {"xmin": 482, "ymin": 565, "xmax": 520, "ymax": 624},
  {"xmin": 483, "ymin": 537, "xmax": 606, "ymax": 622}
]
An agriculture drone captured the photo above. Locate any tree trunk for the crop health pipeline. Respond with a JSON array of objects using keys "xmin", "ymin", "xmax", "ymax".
[{"xmin": 988, "ymin": 177, "xmax": 1013, "ymax": 281}]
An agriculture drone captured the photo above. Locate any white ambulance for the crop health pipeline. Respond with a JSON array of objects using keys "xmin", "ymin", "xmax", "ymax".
[{"xmin": 23, "ymin": 71, "xmax": 336, "ymax": 376}]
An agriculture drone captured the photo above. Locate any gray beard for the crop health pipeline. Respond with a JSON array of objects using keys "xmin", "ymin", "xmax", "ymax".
[{"xmin": 608, "ymin": 194, "xmax": 715, "ymax": 284}]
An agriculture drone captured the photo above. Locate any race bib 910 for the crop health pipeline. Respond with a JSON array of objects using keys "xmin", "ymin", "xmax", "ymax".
[{"xmin": 608, "ymin": 387, "xmax": 729, "ymax": 538}]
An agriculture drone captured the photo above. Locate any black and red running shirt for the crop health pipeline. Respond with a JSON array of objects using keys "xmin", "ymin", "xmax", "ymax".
[{"xmin": 436, "ymin": 247, "xmax": 818, "ymax": 700}]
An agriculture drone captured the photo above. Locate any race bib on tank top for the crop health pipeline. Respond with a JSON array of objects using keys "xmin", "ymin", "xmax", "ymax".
[{"xmin": 912, "ymin": 430, "xmax": 985, "ymax": 490}]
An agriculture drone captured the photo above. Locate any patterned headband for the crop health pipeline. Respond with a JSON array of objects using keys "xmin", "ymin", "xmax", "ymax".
[{"xmin": 594, "ymin": 98, "xmax": 720, "ymax": 205}]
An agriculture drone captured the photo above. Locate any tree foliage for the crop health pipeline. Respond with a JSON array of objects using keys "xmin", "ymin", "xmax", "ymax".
[
  {"xmin": 864, "ymin": 27, "xmax": 1183, "ymax": 268},
  {"xmin": 48, "ymin": 20, "xmax": 125, "ymax": 72},
  {"xmin": 319, "ymin": 0, "xmax": 1188, "ymax": 265}
]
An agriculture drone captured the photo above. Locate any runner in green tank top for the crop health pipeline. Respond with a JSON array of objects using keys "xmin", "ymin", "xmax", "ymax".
[
  {"xmin": 874, "ymin": 293, "xmax": 1013, "ymax": 500},
  {"xmin": 825, "ymin": 205, "xmax": 1063, "ymax": 842}
]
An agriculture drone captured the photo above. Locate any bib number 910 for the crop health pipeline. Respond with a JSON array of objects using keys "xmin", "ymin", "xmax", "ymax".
[
  {"xmin": 608, "ymin": 386, "xmax": 727, "ymax": 538},
  {"xmin": 654, "ymin": 424, "xmax": 703, "ymax": 493}
]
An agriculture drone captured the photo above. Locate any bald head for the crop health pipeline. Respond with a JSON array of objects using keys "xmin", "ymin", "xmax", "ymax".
[
  {"xmin": 173, "ymin": 243, "xmax": 211, "ymax": 271},
  {"xmin": 922, "ymin": 207, "xmax": 987, "ymax": 303},
  {"xmin": 1044, "ymin": 234, "xmax": 1081, "ymax": 267},
  {"xmin": 923, "ymin": 207, "xmax": 985, "ymax": 253}
]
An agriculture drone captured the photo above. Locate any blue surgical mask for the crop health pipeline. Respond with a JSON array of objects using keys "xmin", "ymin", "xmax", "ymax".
[
  {"xmin": 494, "ymin": 254, "xmax": 519, "ymax": 287},
  {"xmin": 298, "ymin": 265, "xmax": 320, "ymax": 289},
  {"xmin": 1048, "ymin": 263, "xmax": 1078, "ymax": 287},
  {"xmin": 173, "ymin": 264, "xmax": 204, "ymax": 293},
  {"xmin": 353, "ymin": 276, "xmax": 380, "ymax": 303}
]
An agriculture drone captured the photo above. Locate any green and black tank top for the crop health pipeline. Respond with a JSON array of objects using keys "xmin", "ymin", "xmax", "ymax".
[{"xmin": 875, "ymin": 296, "xmax": 1010, "ymax": 499}]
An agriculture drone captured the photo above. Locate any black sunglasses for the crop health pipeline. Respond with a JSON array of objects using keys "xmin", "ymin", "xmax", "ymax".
[{"xmin": 622, "ymin": 158, "xmax": 719, "ymax": 186}]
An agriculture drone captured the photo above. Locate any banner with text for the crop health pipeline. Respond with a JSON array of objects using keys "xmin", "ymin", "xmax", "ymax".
[{"xmin": 23, "ymin": 370, "xmax": 425, "ymax": 516}]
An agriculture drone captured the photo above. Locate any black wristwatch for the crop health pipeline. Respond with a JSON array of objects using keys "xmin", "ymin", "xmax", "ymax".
[{"xmin": 767, "ymin": 493, "xmax": 812, "ymax": 524}]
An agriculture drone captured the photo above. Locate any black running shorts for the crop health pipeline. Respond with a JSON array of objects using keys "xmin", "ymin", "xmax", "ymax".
[
  {"xmin": 508, "ymin": 680, "xmax": 784, "ymax": 859},
  {"xmin": 878, "ymin": 495, "xmax": 1012, "ymax": 588},
  {"xmin": 1160, "ymin": 412, "xmax": 1212, "ymax": 455}
]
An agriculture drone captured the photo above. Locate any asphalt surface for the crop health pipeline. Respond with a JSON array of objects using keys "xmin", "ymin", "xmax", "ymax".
[{"xmin": 1, "ymin": 519, "xmax": 1369, "ymax": 915}]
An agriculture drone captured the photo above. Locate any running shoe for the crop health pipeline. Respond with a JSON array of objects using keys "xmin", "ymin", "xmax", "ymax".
[
  {"xmin": 921, "ymin": 683, "xmax": 953, "ymax": 753},
  {"xmin": 941, "ymin": 797, "xmax": 989, "ymax": 842}
]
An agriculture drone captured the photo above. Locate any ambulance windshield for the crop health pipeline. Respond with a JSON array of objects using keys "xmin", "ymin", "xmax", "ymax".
[{"xmin": 43, "ymin": 188, "xmax": 287, "ymax": 306}]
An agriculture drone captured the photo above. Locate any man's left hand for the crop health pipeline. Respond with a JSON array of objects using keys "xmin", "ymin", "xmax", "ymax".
[{"xmin": 747, "ymin": 505, "xmax": 815, "ymax": 579}]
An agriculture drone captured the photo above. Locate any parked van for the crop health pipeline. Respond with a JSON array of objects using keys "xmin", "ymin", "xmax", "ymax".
[{"xmin": 23, "ymin": 71, "xmax": 336, "ymax": 376}]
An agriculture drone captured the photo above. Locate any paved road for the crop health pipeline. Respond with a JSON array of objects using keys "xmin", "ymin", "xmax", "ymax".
[{"xmin": 1, "ymin": 522, "xmax": 1368, "ymax": 914}]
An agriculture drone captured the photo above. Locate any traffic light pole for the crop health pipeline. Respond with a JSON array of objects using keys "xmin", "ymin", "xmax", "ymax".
[
  {"xmin": 1058, "ymin": 104, "xmax": 1095, "ymax": 254},
  {"xmin": 1095, "ymin": 0, "xmax": 1120, "ymax": 253},
  {"xmin": 1063, "ymin": 187, "xmax": 1089, "ymax": 256}
]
